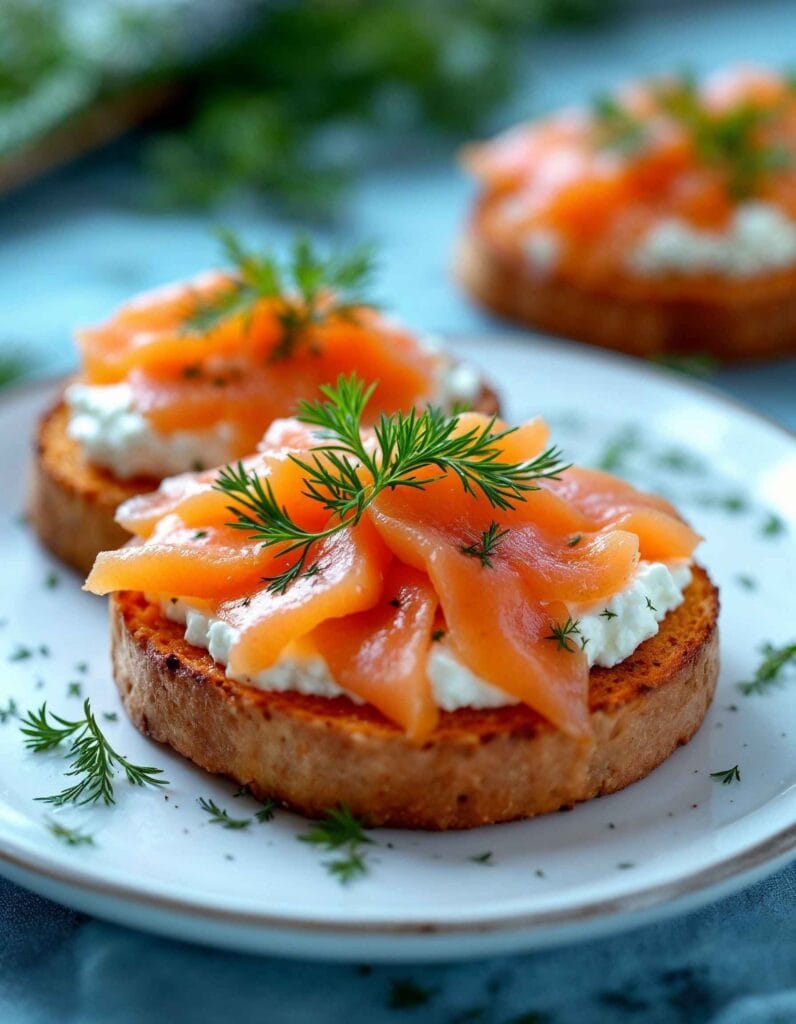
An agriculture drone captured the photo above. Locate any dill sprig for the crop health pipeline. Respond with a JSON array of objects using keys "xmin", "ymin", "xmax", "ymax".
[
  {"xmin": 298, "ymin": 804, "xmax": 374, "ymax": 884},
  {"xmin": 0, "ymin": 698, "xmax": 18, "ymax": 724},
  {"xmin": 460, "ymin": 521, "xmax": 509, "ymax": 568},
  {"xmin": 186, "ymin": 231, "xmax": 377, "ymax": 361},
  {"xmin": 593, "ymin": 75, "xmax": 792, "ymax": 198},
  {"xmin": 710, "ymin": 764, "xmax": 741, "ymax": 785},
  {"xmin": 255, "ymin": 801, "xmax": 276, "ymax": 823},
  {"xmin": 761, "ymin": 513, "xmax": 786, "ymax": 538},
  {"xmin": 544, "ymin": 617, "xmax": 583, "ymax": 653},
  {"xmin": 214, "ymin": 373, "xmax": 569, "ymax": 594},
  {"xmin": 592, "ymin": 94, "xmax": 647, "ymax": 154},
  {"xmin": 657, "ymin": 75, "xmax": 792, "ymax": 199},
  {"xmin": 20, "ymin": 700, "xmax": 168, "ymax": 806},
  {"xmin": 47, "ymin": 819, "xmax": 95, "ymax": 847},
  {"xmin": 652, "ymin": 353, "xmax": 720, "ymax": 379},
  {"xmin": 738, "ymin": 641, "xmax": 796, "ymax": 696},
  {"xmin": 198, "ymin": 796, "xmax": 251, "ymax": 829}
]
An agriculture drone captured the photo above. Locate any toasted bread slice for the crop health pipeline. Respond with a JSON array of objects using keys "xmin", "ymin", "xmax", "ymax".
[
  {"xmin": 109, "ymin": 566, "xmax": 719, "ymax": 830},
  {"xmin": 30, "ymin": 376, "xmax": 500, "ymax": 575},
  {"xmin": 455, "ymin": 219, "xmax": 796, "ymax": 361}
]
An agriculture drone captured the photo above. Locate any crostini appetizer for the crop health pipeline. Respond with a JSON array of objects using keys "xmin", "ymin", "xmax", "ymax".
[
  {"xmin": 457, "ymin": 65, "xmax": 796, "ymax": 359},
  {"xmin": 31, "ymin": 236, "xmax": 497, "ymax": 574},
  {"xmin": 85, "ymin": 375, "xmax": 718, "ymax": 830}
]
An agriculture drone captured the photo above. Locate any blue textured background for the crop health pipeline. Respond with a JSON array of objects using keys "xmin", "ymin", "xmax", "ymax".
[{"xmin": 1, "ymin": 2, "xmax": 795, "ymax": 1021}]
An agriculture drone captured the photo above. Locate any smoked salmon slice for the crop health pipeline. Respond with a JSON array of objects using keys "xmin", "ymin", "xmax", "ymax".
[
  {"xmin": 217, "ymin": 518, "xmax": 391, "ymax": 678},
  {"xmin": 116, "ymin": 420, "xmax": 342, "ymax": 539},
  {"xmin": 369, "ymin": 484, "xmax": 599, "ymax": 737},
  {"xmin": 75, "ymin": 270, "xmax": 438, "ymax": 459},
  {"xmin": 86, "ymin": 516, "xmax": 288, "ymax": 601},
  {"xmin": 117, "ymin": 452, "xmax": 328, "ymax": 540},
  {"xmin": 545, "ymin": 467, "xmax": 701, "ymax": 560},
  {"xmin": 464, "ymin": 66, "xmax": 796, "ymax": 289},
  {"xmin": 313, "ymin": 564, "xmax": 439, "ymax": 737},
  {"xmin": 87, "ymin": 409, "xmax": 700, "ymax": 739}
]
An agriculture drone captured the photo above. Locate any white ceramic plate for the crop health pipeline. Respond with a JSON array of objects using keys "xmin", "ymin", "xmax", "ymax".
[{"xmin": 0, "ymin": 335, "xmax": 794, "ymax": 962}]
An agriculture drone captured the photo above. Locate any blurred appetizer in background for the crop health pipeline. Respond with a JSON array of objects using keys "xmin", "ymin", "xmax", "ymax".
[
  {"xmin": 457, "ymin": 65, "xmax": 796, "ymax": 360},
  {"xmin": 85, "ymin": 378, "xmax": 717, "ymax": 829},
  {"xmin": 29, "ymin": 236, "xmax": 496, "ymax": 574}
]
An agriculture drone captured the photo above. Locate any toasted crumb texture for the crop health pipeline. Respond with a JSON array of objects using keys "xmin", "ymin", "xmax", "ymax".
[
  {"xmin": 29, "ymin": 401, "xmax": 158, "ymax": 575},
  {"xmin": 455, "ymin": 220, "xmax": 796, "ymax": 361},
  {"xmin": 110, "ymin": 566, "xmax": 719, "ymax": 830},
  {"xmin": 28, "ymin": 377, "xmax": 500, "ymax": 576}
]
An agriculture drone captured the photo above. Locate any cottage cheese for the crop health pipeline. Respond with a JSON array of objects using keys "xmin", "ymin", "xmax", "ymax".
[
  {"xmin": 65, "ymin": 382, "xmax": 237, "ymax": 479},
  {"xmin": 162, "ymin": 559, "xmax": 692, "ymax": 712},
  {"xmin": 522, "ymin": 229, "xmax": 562, "ymax": 273},
  {"xmin": 631, "ymin": 202, "xmax": 796, "ymax": 277}
]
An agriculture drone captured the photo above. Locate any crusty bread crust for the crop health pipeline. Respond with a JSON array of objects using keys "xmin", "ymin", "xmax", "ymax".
[
  {"xmin": 29, "ymin": 401, "xmax": 158, "ymax": 576},
  {"xmin": 29, "ymin": 377, "xmax": 500, "ymax": 576},
  {"xmin": 455, "ymin": 219, "xmax": 796, "ymax": 361},
  {"xmin": 109, "ymin": 566, "xmax": 719, "ymax": 830}
]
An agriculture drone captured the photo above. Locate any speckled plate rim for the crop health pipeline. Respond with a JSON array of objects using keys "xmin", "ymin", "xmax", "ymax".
[{"xmin": 0, "ymin": 335, "xmax": 794, "ymax": 961}]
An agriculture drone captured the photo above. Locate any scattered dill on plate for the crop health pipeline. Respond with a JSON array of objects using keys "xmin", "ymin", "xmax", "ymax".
[
  {"xmin": 298, "ymin": 804, "xmax": 374, "ymax": 884},
  {"xmin": 20, "ymin": 699, "xmax": 168, "ymax": 806}
]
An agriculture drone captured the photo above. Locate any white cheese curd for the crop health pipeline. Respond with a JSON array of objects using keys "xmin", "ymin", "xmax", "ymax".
[
  {"xmin": 419, "ymin": 333, "xmax": 484, "ymax": 408},
  {"xmin": 161, "ymin": 559, "xmax": 691, "ymax": 711},
  {"xmin": 435, "ymin": 358, "xmax": 484, "ymax": 408},
  {"xmin": 630, "ymin": 202, "xmax": 796, "ymax": 277},
  {"xmin": 522, "ymin": 229, "xmax": 561, "ymax": 273},
  {"xmin": 65, "ymin": 382, "xmax": 236, "ymax": 479},
  {"xmin": 163, "ymin": 600, "xmax": 354, "ymax": 700},
  {"xmin": 576, "ymin": 560, "xmax": 692, "ymax": 669},
  {"xmin": 426, "ymin": 644, "xmax": 517, "ymax": 710}
]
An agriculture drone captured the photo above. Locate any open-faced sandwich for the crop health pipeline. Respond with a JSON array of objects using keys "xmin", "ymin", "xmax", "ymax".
[
  {"xmin": 30, "ymin": 236, "xmax": 496, "ymax": 574},
  {"xmin": 456, "ymin": 65, "xmax": 796, "ymax": 360},
  {"xmin": 85, "ymin": 375, "xmax": 719, "ymax": 829}
]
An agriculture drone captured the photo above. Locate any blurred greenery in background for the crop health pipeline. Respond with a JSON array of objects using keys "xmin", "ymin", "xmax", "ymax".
[{"xmin": 0, "ymin": 0, "xmax": 613, "ymax": 218}]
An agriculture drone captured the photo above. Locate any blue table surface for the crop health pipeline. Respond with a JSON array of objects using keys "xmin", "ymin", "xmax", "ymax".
[{"xmin": 1, "ymin": 2, "xmax": 795, "ymax": 1021}]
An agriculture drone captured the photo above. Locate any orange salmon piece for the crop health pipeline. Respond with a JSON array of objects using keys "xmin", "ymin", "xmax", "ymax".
[
  {"xmin": 312, "ymin": 314, "xmax": 437, "ymax": 417},
  {"xmin": 116, "ymin": 451, "xmax": 328, "ymax": 540},
  {"xmin": 369, "ymin": 486, "xmax": 592, "ymax": 736},
  {"xmin": 499, "ymin": 526, "xmax": 639, "ymax": 603},
  {"xmin": 85, "ymin": 517, "xmax": 285, "ymax": 601},
  {"xmin": 313, "ymin": 563, "xmax": 439, "ymax": 737},
  {"xmin": 367, "ymin": 472, "xmax": 637, "ymax": 602},
  {"xmin": 220, "ymin": 518, "xmax": 390, "ymax": 678},
  {"xmin": 545, "ymin": 467, "xmax": 701, "ymax": 560},
  {"xmin": 77, "ymin": 276, "xmax": 437, "ymax": 444},
  {"xmin": 429, "ymin": 546, "xmax": 590, "ymax": 737},
  {"xmin": 77, "ymin": 273, "xmax": 281, "ymax": 384}
]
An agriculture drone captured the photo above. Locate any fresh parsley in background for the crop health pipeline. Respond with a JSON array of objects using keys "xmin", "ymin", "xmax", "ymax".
[
  {"xmin": 0, "ymin": 350, "xmax": 31, "ymax": 390},
  {"xmin": 1, "ymin": 0, "xmax": 613, "ymax": 214}
]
